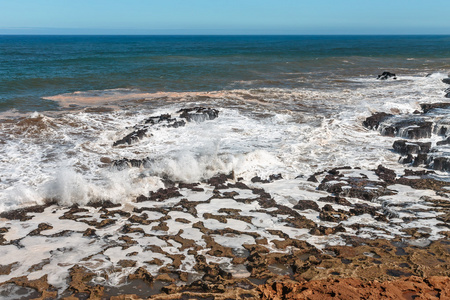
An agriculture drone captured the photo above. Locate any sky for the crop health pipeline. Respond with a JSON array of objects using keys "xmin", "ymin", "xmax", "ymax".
[{"xmin": 0, "ymin": 0, "xmax": 449, "ymax": 35}]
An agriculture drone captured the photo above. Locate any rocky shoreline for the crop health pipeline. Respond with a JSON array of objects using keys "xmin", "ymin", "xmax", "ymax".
[
  {"xmin": 1, "ymin": 77, "xmax": 450, "ymax": 299},
  {"xmin": 1, "ymin": 163, "xmax": 449, "ymax": 299}
]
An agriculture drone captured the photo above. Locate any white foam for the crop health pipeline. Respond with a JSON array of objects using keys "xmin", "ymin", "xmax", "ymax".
[{"xmin": 1, "ymin": 72, "xmax": 450, "ymax": 211}]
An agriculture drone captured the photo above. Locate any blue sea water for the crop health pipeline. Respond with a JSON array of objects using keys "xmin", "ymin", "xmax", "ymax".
[{"xmin": 1, "ymin": 35, "xmax": 450, "ymax": 112}]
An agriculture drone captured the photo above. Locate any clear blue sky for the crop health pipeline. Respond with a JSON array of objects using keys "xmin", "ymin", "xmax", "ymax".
[{"xmin": 0, "ymin": 0, "xmax": 449, "ymax": 35}]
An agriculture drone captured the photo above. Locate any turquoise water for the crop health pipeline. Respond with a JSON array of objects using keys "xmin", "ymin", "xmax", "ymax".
[{"xmin": 1, "ymin": 35, "xmax": 450, "ymax": 112}]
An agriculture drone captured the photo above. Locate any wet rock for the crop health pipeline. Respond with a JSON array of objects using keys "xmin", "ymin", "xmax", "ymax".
[
  {"xmin": 412, "ymin": 153, "xmax": 428, "ymax": 167},
  {"xmin": 318, "ymin": 196, "xmax": 351, "ymax": 206},
  {"xmin": 363, "ymin": 112, "xmax": 393, "ymax": 130},
  {"xmin": 257, "ymin": 276, "xmax": 450, "ymax": 300},
  {"xmin": 5, "ymin": 275, "xmax": 58, "ymax": 299},
  {"xmin": 396, "ymin": 177, "xmax": 449, "ymax": 191},
  {"xmin": 207, "ymin": 173, "xmax": 234, "ymax": 189},
  {"xmin": 0, "ymin": 262, "xmax": 18, "ymax": 275},
  {"xmin": 251, "ymin": 174, "xmax": 283, "ymax": 184},
  {"xmin": 437, "ymin": 137, "xmax": 450, "ymax": 146},
  {"xmin": 113, "ymin": 128, "xmax": 148, "ymax": 147},
  {"xmin": 375, "ymin": 165, "xmax": 397, "ymax": 184},
  {"xmin": 117, "ymin": 260, "xmax": 137, "ymax": 268},
  {"xmin": 28, "ymin": 223, "xmax": 53, "ymax": 236},
  {"xmin": 178, "ymin": 182, "xmax": 204, "ymax": 192},
  {"xmin": 309, "ymin": 224, "xmax": 346, "ymax": 236},
  {"xmin": 148, "ymin": 187, "xmax": 183, "ymax": 202},
  {"xmin": 319, "ymin": 204, "xmax": 348, "ymax": 222},
  {"xmin": 251, "ymin": 176, "xmax": 270, "ymax": 183},
  {"xmin": 269, "ymin": 174, "xmax": 283, "ymax": 181},
  {"xmin": 307, "ymin": 175, "xmax": 318, "ymax": 182},
  {"xmin": 0, "ymin": 205, "xmax": 48, "ymax": 221},
  {"xmin": 203, "ymin": 235, "xmax": 234, "ymax": 258},
  {"xmin": 421, "ymin": 102, "xmax": 450, "ymax": 114},
  {"xmin": 442, "ymin": 78, "xmax": 450, "ymax": 84},
  {"xmin": 113, "ymin": 107, "xmax": 219, "ymax": 147},
  {"xmin": 431, "ymin": 156, "xmax": 450, "ymax": 171},
  {"xmin": 392, "ymin": 140, "xmax": 431, "ymax": 155},
  {"xmin": 350, "ymin": 203, "xmax": 377, "ymax": 216},
  {"xmin": 155, "ymin": 273, "xmax": 176, "ymax": 283},
  {"xmin": 318, "ymin": 175, "xmax": 392, "ymax": 201},
  {"xmin": 68, "ymin": 265, "xmax": 104, "ymax": 298},
  {"xmin": 177, "ymin": 107, "xmax": 219, "ymax": 122},
  {"xmin": 293, "ymin": 200, "xmax": 320, "ymax": 211},
  {"xmin": 111, "ymin": 157, "xmax": 151, "ymax": 170},
  {"xmin": 385, "ymin": 119, "xmax": 433, "ymax": 139},
  {"xmin": 377, "ymin": 71, "xmax": 397, "ymax": 80}
]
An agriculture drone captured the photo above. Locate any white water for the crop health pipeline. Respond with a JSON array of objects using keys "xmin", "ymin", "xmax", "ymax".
[{"xmin": 0, "ymin": 73, "xmax": 449, "ymax": 211}]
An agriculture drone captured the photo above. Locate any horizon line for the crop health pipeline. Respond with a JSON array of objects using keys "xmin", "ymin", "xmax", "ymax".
[{"xmin": 1, "ymin": 33, "xmax": 450, "ymax": 36}]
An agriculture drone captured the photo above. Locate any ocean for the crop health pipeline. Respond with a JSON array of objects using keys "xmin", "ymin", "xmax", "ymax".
[{"xmin": 1, "ymin": 35, "xmax": 450, "ymax": 297}]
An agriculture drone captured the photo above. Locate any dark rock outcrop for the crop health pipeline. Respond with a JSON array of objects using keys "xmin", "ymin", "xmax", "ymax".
[
  {"xmin": 377, "ymin": 72, "xmax": 397, "ymax": 80},
  {"xmin": 293, "ymin": 200, "xmax": 320, "ymax": 212},
  {"xmin": 113, "ymin": 107, "xmax": 219, "ymax": 147},
  {"xmin": 392, "ymin": 140, "xmax": 431, "ymax": 155},
  {"xmin": 420, "ymin": 102, "xmax": 450, "ymax": 113},
  {"xmin": 363, "ymin": 112, "xmax": 393, "ymax": 130},
  {"xmin": 442, "ymin": 78, "xmax": 450, "ymax": 84},
  {"xmin": 382, "ymin": 119, "xmax": 432, "ymax": 139},
  {"xmin": 431, "ymin": 157, "xmax": 450, "ymax": 172}
]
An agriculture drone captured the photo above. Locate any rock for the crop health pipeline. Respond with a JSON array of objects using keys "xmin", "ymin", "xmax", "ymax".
[
  {"xmin": 177, "ymin": 107, "xmax": 219, "ymax": 122},
  {"xmin": 392, "ymin": 140, "xmax": 431, "ymax": 155},
  {"xmin": 250, "ymin": 174, "xmax": 282, "ymax": 183},
  {"xmin": 113, "ymin": 128, "xmax": 148, "ymax": 147},
  {"xmin": 319, "ymin": 204, "xmax": 348, "ymax": 222},
  {"xmin": 128, "ymin": 267, "xmax": 154, "ymax": 284},
  {"xmin": 0, "ymin": 205, "xmax": 48, "ymax": 221},
  {"xmin": 293, "ymin": 200, "xmax": 320, "ymax": 211},
  {"xmin": 28, "ymin": 223, "xmax": 53, "ymax": 236},
  {"xmin": 318, "ymin": 175, "xmax": 392, "ymax": 201},
  {"xmin": 113, "ymin": 107, "xmax": 219, "ymax": 147},
  {"xmin": 412, "ymin": 153, "xmax": 428, "ymax": 167},
  {"xmin": 420, "ymin": 102, "xmax": 450, "ymax": 113},
  {"xmin": 431, "ymin": 156, "xmax": 450, "ymax": 171},
  {"xmin": 383, "ymin": 119, "xmax": 433, "ymax": 139},
  {"xmin": 207, "ymin": 173, "xmax": 234, "ymax": 188},
  {"xmin": 317, "ymin": 196, "xmax": 351, "ymax": 206},
  {"xmin": 363, "ymin": 112, "xmax": 393, "ymax": 130},
  {"xmin": 375, "ymin": 165, "xmax": 397, "ymax": 184},
  {"xmin": 148, "ymin": 187, "xmax": 183, "ymax": 202},
  {"xmin": 307, "ymin": 175, "xmax": 318, "ymax": 182},
  {"xmin": 437, "ymin": 137, "xmax": 450, "ymax": 146},
  {"xmin": 442, "ymin": 78, "xmax": 450, "ymax": 84},
  {"xmin": 377, "ymin": 71, "xmax": 397, "ymax": 80},
  {"xmin": 111, "ymin": 157, "xmax": 151, "ymax": 170},
  {"xmin": 257, "ymin": 276, "xmax": 450, "ymax": 300},
  {"xmin": 396, "ymin": 177, "xmax": 448, "ymax": 191},
  {"xmin": 349, "ymin": 203, "xmax": 377, "ymax": 216}
]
